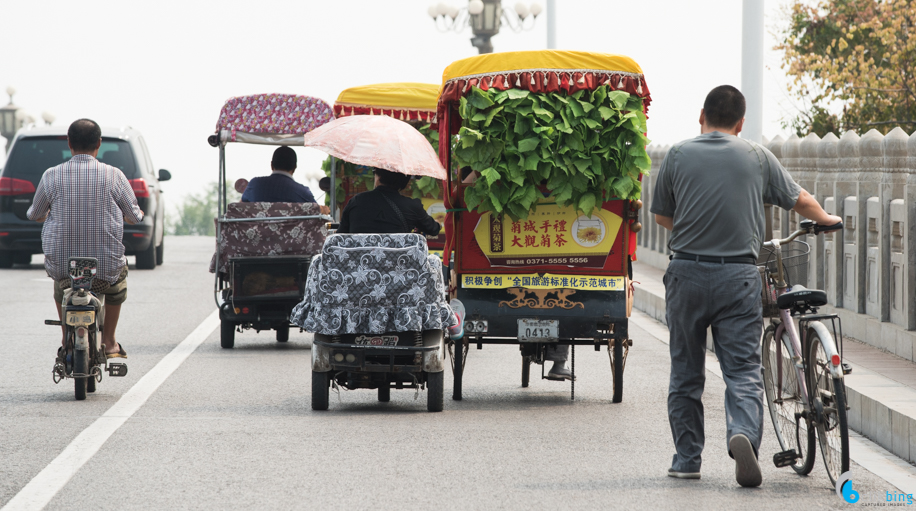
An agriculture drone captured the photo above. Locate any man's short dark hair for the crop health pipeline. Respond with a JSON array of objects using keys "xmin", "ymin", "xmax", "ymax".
[
  {"xmin": 373, "ymin": 168, "xmax": 410, "ymax": 190},
  {"xmin": 271, "ymin": 146, "xmax": 297, "ymax": 171},
  {"xmin": 703, "ymin": 85, "xmax": 746, "ymax": 129},
  {"xmin": 67, "ymin": 119, "xmax": 101, "ymax": 152}
]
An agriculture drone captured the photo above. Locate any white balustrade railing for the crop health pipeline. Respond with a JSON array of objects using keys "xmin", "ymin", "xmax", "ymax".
[{"xmin": 639, "ymin": 128, "xmax": 916, "ymax": 361}]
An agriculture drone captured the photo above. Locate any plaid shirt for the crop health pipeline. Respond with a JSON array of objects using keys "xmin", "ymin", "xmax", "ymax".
[{"xmin": 27, "ymin": 154, "xmax": 144, "ymax": 283}]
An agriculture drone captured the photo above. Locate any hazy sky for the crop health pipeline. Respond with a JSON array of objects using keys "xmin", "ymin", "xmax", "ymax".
[{"xmin": 0, "ymin": 0, "xmax": 797, "ymax": 208}]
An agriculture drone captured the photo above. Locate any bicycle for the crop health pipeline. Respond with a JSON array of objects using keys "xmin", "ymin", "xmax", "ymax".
[{"xmin": 759, "ymin": 219, "xmax": 850, "ymax": 487}]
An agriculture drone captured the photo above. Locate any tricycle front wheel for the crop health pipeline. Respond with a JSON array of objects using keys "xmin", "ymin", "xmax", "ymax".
[{"xmin": 276, "ymin": 324, "xmax": 289, "ymax": 343}]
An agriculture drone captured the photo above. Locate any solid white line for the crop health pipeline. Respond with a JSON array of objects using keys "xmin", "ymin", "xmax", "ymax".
[
  {"xmin": 629, "ymin": 310, "xmax": 916, "ymax": 494},
  {"xmin": 2, "ymin": 309, "xmax": 221, "ymax": 511}
]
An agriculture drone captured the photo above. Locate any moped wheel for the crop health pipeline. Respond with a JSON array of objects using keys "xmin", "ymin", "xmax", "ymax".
[
  {"xmin": 87, "ymin": 370, "xmax": 97, "ymax": 393},
  {"xmin": 521, "ymin": 355, "xmax": 531, "ymax": 388},
  {"xmin": 311, "ymin": 370, "xmax": 329, "ymax": 411},
  {"xmin": 762, "ymin": 324, "xmax": 815, "ymax": 475},
  {"xmin": 220, "ymin": 320, "xmax": 235, "ymax": 349},
  {"xmin": 809, "ymin": 330, "xmax": 849, "ymax": 487},
  {"xmin": 74, "ymin": 350, "xmax": 88, "ymax": 401},
  {"xmin": 427, "ymin": 371, "xmax": 444, "ymax": 412},
  {"xmin": 276, "ymin": 324, "xmax": 289, "ymax": 343}
]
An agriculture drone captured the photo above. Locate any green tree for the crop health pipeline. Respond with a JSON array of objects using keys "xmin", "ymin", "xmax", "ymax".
[
  {"xmin": 777, "ymin": 0, "xmax": 916, "ymax": 136},
  {"xmin": 167, "ymin": 182, "xmax": 239, "ymax": 236}
]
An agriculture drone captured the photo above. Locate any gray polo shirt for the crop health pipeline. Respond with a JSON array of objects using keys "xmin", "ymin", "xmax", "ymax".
[{"xmin": 650, "ymin": 131, "xmax": 801, "ymax": 258}]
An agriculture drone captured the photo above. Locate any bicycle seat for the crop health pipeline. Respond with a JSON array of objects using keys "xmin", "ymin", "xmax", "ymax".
[{"xmin": 776, "ymin": 285, "xmax": 827, "ymax": 310}]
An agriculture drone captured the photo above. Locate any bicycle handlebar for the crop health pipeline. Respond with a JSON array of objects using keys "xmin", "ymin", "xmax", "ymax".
[{"xmin": 763, "ymin": 220, "xmax": 844, "ymax": 248}]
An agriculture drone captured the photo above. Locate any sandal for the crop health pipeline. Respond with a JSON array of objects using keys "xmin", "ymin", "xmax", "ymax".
[{"xmin": 106, "ymin": 344, "xmax": 127, "ymax": 359}]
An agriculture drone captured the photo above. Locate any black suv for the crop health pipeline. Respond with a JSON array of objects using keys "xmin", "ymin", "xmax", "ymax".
[{"xmin": 0, "ymin": 126, "xmax": 170, "ymax": 269}]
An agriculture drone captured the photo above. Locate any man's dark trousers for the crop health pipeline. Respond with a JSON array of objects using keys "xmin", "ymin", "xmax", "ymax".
[{"xmin": 664, "ymin": 259, "xmax": 764, "ymax": 472}]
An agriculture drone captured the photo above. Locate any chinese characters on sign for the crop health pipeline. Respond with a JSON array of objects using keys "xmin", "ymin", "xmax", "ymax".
[
  {"xmin": 461, "ymin": 273, "xmax": 625, "ymax": 292},
  {"xmin": 473, "ymin": 203, "xmax": 623, "ymax": 268}
]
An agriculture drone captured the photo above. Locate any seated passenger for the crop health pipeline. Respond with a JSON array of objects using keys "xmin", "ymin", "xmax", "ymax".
[
  {"xmin": 241, "ymin": 147, "xmax": 317, "ymax": 203},
  {"xmin": 337, "ymin": 167, "xmax": 441, "ymax": 236}
]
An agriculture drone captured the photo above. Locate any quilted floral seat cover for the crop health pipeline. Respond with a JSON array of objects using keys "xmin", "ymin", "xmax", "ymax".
[
  {"xmin": 291, "ymin": 233, "xmax": 457, "ymax": 335},
  {"xmin": 210, "ymin": 202, "xmax": 326, "ymax": 274}
]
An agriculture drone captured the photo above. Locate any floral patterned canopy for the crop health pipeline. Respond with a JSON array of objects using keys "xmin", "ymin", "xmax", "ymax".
[{"xmin": 215, "ymin": 93, "xmax": 335, "ymax": 143}]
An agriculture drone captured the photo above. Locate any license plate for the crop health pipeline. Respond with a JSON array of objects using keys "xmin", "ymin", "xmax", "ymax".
[
  {"xmin": 65, "ymin": 311, "xmax": 95, "ymax": 326},
  {"xmin": 518, "ymin": 319, "xmax": 559, "ymax": 342},
  {"xmin": 353, "ymin": 335, "xmax": 399, "ymax": 346}
]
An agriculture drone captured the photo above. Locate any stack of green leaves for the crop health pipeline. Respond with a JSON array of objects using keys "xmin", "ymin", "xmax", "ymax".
[{"xmin": 454, "ymin": 85, "xmax": 651, "ymax": 220}]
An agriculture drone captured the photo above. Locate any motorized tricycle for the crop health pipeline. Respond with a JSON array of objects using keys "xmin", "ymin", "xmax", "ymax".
[
  {"xmin": 292, "ymin": 233, "xmax": 452, "ymax": 412},
  {"xmin": 207, "ymin": 93, "xmax": 334, "ymax": 348},
  {"xmin": 436, "ymin": 50, "xmax": 652, "ymax": 402},
  {"xmin": 292, "ymin": 112, "xmax": 458, "ymax": 412}
]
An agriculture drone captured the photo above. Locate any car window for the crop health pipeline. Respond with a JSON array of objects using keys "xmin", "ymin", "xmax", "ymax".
[
  {"xmin": 2, "ymin": 136, "xmax": 139, "ymax": 183},
  {"xmin": 138, "ymin": 136, "xmax": 154, "ymax": 177}
]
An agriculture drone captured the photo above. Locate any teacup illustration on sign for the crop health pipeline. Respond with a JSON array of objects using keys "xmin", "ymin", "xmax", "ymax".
[{"xmin": 572, "ymin": 216, "xmax": 606, "ymax": 248}]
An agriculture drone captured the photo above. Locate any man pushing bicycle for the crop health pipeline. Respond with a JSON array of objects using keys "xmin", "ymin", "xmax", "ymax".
[{"xmin": 651, "ymin": 85, "xmax": 840, "ymax": 487}]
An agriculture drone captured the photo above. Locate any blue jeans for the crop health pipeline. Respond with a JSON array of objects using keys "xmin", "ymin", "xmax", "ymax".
[{"xmin": 664, "ymin": 259, "xmax": 764, "ymax": 472}]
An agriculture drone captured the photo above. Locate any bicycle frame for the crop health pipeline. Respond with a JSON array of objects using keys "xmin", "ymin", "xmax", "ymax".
[{"xmin": 765, "ymin": 230, "xmax": 845, "ymax": 421}]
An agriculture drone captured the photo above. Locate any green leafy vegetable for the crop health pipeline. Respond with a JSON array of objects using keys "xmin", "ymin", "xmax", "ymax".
[{"xmin": 453, "ymin": 85, "xmax": 650, "ymax": 219}]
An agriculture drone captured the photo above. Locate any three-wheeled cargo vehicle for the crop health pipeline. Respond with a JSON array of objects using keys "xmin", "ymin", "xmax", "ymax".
[
  {"xmin": 436, "ymin": 50, "xmax": 651, "ymax": 402},
  {"xmin": 208, "ymin": 93, "xmax": 334, "ymax": 348},
  {"xmin": 292, "ymin": 113, "xmax": 458, "ymax": 412}
]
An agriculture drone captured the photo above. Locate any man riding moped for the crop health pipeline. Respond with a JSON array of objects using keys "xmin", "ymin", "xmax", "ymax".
[{"xmin": 28, "ymin": 119, "xmax": 144, "ymax": 360}]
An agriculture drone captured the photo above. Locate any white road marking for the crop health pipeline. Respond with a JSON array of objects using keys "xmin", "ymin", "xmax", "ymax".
[
  {"xmin": 1, "ymin": 309, "xmax": 220, "ymax": 511},
  {"xmin": 629, "ymin": 310, "xmax": 916, "ymax": 494}
]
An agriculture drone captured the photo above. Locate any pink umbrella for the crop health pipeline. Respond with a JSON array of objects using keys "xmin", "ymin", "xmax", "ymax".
[{"xmin": 302, "ymin": 115, "xmax": 446, "ymax": 180}]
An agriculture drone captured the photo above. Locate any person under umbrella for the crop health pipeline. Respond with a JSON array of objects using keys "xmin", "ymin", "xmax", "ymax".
[{"xmin": 336, "ymin": 168, "xmax": 439, "ymax": 235}]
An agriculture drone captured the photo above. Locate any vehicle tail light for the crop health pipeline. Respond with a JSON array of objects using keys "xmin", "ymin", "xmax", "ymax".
[
  {"xmin": 129, "ymin": 178, "xmax": 150, "ymax": 198},
  {"xmin": 131, "ymin": 233, "xmax": 148, "ymax": 237},
  {"xmin": 831, "ymin": 354, "xmax": 842, "ymax": 366},
  {"xmin": 76, "ymin": 327, "xmax": 88, "ymax": 338},
  {"xmin": 0, "ymin": 177, "xmax": 36, "ymax": 196}
]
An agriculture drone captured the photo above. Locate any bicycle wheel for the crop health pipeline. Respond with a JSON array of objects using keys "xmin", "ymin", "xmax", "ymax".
[
  {"xmin": 762, "ymin": 324, "xmax": 815, "ymax": 474},
  {"xmin": 808, "ymin": 328, "xmax": 850, "ymax": 487}
]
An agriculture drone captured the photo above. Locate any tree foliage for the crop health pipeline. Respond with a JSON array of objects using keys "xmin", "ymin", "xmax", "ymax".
[
  {"xmin": 167, "ymin": 182, "xmax": 239, "ymax": 236},
  {"xmin": 778, "ymin": 0, "xmax": 916, "ymax": 136}
]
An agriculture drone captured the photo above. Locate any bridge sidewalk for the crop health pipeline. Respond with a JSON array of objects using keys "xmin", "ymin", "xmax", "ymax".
[{"xmin": 632, "ymin": 260, "xmax": 916, "ymax": 468}]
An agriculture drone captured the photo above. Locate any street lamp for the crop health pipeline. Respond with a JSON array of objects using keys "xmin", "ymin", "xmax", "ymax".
[
  {"xmin": 0, "ymin": 86, "xmax": 23, "ymax": 152},
  {"xmin": 428, "ymin": 0, "xmax": 542, "ymax": 54}
]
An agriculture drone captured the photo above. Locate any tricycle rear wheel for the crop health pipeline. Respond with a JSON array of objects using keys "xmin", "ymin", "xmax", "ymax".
[
  {"xmin": 612, "ymin": 339, "xmax": 623, "ymax": 403},
  {"xmin": 276, "ymin": 324, "xmax": 289, "ymax": 343},
  {"xmin": 378, "ymin": 381, "xmax": 390, "ymax": 402},
  {"xmin": 452, "ymin": 340, "xmax": 463, "ymax": 401},
  {"xmin": 220, "ymin": 320, "xmax": 235, "ymax": 349},
  {"xmin": 311, "ymin": 371, "xmax": 329, "ymax": 411},
  {"xmin": 427, "ymin": 371, "xmax": 443, "ymax": 412},
  {"xmin": 521, "ymin": 355, "xmax": 531, "ymax": 388}
]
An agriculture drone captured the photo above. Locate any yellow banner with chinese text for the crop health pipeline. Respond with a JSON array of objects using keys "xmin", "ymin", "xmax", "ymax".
[
  {"xmin": 461, "ymin": 273, "xmax": 625, "ymax": 291},
  {"xmin": 471, "ymin": 203, "xmax": 623, "ymax": 268}
]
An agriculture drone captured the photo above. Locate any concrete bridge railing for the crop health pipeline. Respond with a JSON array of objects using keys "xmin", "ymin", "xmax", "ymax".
[{"xmin": 638, "ymin": 127, "xmax": 916, "ymax": 362}]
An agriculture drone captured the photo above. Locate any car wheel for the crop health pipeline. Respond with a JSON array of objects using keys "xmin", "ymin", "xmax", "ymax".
[
  {"xmin": 155, "ymin": 238, "xmax": 164, "ymax": 266},
  {"xmin": 135, "ymin": 239, "xmax": 156, "ymax": 270},
  {"xmin": 13, "ymin": 252, "xmax": 31, "ymax": 265},
  {"xmin": 0, "ymin": 250, "xmax": 12, "ymax": 269}
]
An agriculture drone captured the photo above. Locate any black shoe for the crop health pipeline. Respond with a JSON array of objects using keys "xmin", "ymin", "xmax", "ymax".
[{"xmin": 730, "ymin": 434, "xmax": 762, "ymax": 488}]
